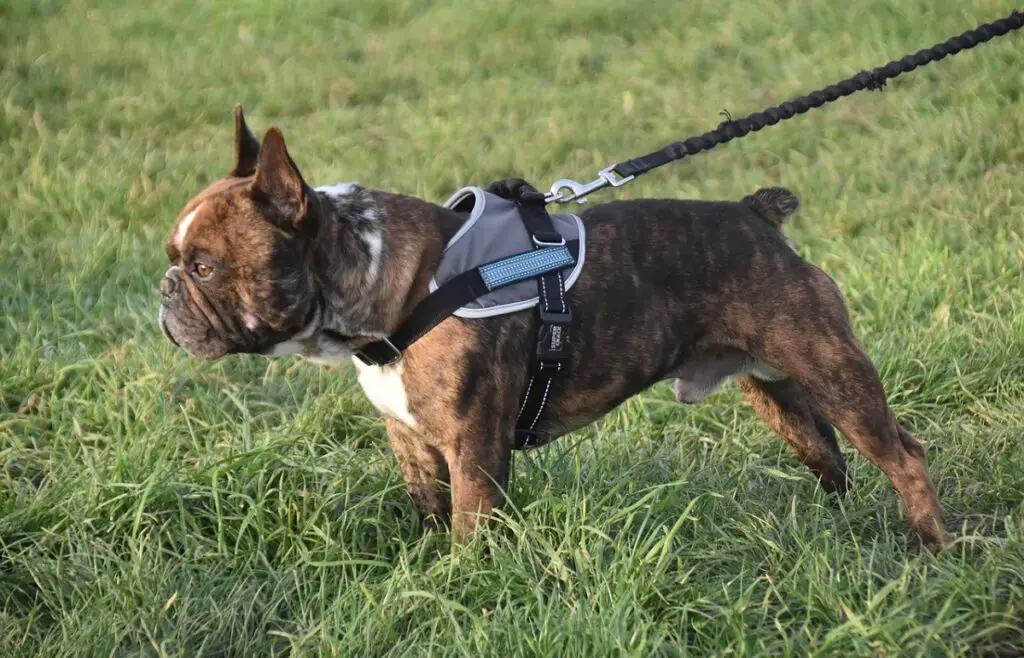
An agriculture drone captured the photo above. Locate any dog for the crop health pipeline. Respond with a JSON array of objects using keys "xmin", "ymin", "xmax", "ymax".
[{"xmin": 159, "ymin": 106, "xmax": 948, "ymax": 551}]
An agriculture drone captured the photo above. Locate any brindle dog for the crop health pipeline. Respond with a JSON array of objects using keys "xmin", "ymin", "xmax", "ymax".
[{"xmin": 159, "ymin": 107, "xmax": 948, "ymax": 551}]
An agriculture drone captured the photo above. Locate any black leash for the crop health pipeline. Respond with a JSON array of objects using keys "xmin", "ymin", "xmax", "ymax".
[{"xmin": 546, "ymin": 9, "xmax": 1024, "ymax": 204}]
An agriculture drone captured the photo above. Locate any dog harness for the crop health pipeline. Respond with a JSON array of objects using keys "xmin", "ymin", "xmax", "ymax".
[{"xmin": 355, "ymin": 180, "xmax": 583, "ymax": 448}]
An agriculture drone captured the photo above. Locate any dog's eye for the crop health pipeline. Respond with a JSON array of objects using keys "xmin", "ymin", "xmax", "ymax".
[{"xmin": 193, "ymin": 262, "xmax": 214, "ymax": 279}]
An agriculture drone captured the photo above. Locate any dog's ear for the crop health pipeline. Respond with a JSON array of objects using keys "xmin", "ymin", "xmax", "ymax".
[
  {"xmin": 250, "ymin": 127, "xmax": 309, "ymax": 229},
  {"xmin": 230, "ymin": 104, "xmax": 261, "ymax": 178}
]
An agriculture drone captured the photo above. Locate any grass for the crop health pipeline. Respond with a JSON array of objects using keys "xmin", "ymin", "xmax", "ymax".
[{"xmin": 2, "ymin": 0, "xmax": 1023, "ymax": 655}]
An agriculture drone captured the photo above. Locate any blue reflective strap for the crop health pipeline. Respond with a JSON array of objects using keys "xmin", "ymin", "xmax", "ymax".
[{"xmin": 478, "ymin": 245, "xmax": 575, "ymax": 291}]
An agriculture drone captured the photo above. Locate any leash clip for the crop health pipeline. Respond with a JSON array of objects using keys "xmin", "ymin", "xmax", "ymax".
[{"xmin": 544, "ymin": 165, "xmax": 634, "ymax": 205}]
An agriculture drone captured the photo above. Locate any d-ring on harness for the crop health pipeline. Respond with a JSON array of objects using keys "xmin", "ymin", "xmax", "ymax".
[{"xmin": 357, "ymin": 10, "xmax": 1023, "ymax": 448}]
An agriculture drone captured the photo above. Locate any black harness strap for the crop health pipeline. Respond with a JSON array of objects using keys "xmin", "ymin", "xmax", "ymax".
[
  {"xmin": 355, "ymin": 266, "xmax": 490, "ymax": 366},
  {"xmin": 500, "ymin": 183, "xmax": 572, "ymax": 449},
  {"xmin": 355, "ymin": 237, "xmax": 579, "ymax": 367}
]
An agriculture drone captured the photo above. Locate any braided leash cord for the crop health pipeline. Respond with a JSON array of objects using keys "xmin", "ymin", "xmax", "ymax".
[{"xmin": 612, "ymin": 9, "xmax": 1024, "ymax": 180}]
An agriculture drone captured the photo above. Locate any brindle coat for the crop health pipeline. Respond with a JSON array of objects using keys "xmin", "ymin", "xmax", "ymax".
[{"xmin": 160, "ymin": 107, "xmax": 948, "ymax": 551}]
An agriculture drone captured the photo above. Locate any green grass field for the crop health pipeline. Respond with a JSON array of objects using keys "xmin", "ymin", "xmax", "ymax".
[{"xmin": 2, "ymin": 0, "xmax": 1023, "ymax": 655}]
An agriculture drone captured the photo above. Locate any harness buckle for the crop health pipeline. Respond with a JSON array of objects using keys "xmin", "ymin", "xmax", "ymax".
[
  {"xmin": 531, "ymin": 232, "xmax": 566, "ymax": 247},
  {"xmin": 539, "ymin": 306, "xmax": 572, "ymax": 325},
  {"xmin": 354, "ymin": 337, "xmax": 403, "ymax": 367},
  {"xmin": 536, "ymin": 313, "xmax": 571, "ymax": 367}
]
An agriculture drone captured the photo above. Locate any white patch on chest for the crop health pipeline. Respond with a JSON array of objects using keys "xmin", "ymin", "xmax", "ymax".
[
  {"xmin": 262, "ymin": 335, "xmax": 350, "ymax": 366},
  {"xmin": 352, "ymin": 358, "xmax": 417, "ymax": 428},
  {"xmin": 262, "ymin": 340, "xmax": 304, "ymax": 357},
  {"xmin": 264, "ymin": 340, "xmax": 418, "ymax": 429},
  {"xmin": 174, "ymin": 202, "xmax": 204, "ymax": 250},
  {"xmin": 302, "ymin": 343, "xmax": 351, "ymax": 366}
]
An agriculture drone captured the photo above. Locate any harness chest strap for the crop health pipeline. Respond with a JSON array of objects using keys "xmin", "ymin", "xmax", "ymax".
[
  {"xmin": 355, "ymin": 182, "xmax": 574, "ymax": 449},
  {"xmin": 506, "ymin": 185, "xmax": 572, "ymax": 448}
]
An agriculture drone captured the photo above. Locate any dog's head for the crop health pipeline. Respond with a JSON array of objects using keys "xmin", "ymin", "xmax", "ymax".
[{"xmin": 158, "ymin": 106, "xmax": 320, "ymax": 360}]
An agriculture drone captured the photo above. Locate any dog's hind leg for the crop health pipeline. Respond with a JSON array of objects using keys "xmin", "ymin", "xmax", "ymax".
[
  {"xmin": 751, "ymin": 273, "xmax": 948, "ymax": 551},
  {"xmin": 802, "ymin": 349, "xmax": 946, "ymax": 551},
  {"xmin": 738, "ymin": 376, "xmax": 850, "ymax": 494}
]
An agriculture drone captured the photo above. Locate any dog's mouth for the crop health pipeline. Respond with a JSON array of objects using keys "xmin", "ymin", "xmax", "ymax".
[
  {"xmin": 164, "ymin": 290, "xmax": 367, "ymax": 362},
  {"xmin": 160, "ymin": 292, "xmax": 323, "ymax": 360},
  {"xmin": 157, "ymin": 304, "xmax": 181, "ymax": 348}
]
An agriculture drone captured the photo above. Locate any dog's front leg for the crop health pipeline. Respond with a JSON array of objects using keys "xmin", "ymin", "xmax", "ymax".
[
  {"xmin": 386, "ymin": 419, "xmax": 452, "ymax": 531},
  {"xmin": 447, "ymin": 424, "xmax": 514, "ymax": 543}
]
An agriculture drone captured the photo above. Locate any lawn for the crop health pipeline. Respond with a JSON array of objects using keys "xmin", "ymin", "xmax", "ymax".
[{"xmin": 2, "ymin": 0, "xmax": 1023, "ymax": 655}]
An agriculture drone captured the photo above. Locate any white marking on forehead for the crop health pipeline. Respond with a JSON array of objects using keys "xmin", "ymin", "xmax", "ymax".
[
  {"xmin": 315, "ymin": 182, "xmax": 359, "ymax": 198},
  {"xmin": 174, "ymin": 201, "xmax": 204, "ymax": 250}
]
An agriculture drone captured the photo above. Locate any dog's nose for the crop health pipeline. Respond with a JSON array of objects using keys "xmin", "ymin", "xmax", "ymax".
[
  {"xmin": 160, "ymin": 277, "xmax": 176, "ymax": 297},
  {"xmin": 161, "ymin": 266, "xmax": 180, "ymax": 297}
]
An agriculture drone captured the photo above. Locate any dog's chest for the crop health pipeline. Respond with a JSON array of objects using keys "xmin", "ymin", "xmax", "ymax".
[{"xmin": 351, "ymin": 359, "xmax": 418, "ymax": 428}]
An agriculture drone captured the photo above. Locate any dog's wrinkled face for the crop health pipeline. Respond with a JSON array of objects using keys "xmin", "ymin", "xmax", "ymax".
[{"xmin": 159, "ymin": 106, "xmax": 318, "ymax": 359}]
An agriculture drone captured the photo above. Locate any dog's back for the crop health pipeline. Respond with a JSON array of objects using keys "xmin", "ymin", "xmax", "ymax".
[{"xmin": 461, "ymin": 189, "xmax": 815, "ymax": 435}]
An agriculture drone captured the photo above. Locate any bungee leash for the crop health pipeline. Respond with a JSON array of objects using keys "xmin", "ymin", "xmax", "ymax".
[{"xmin": 544, "ymin": 9, "xmax": 1024, "ymax": 205}]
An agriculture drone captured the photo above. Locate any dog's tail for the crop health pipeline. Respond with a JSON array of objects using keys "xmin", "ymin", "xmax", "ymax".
[{"xmin": 742, "ymin": 187, "xmax": 799, "ymax": 229}]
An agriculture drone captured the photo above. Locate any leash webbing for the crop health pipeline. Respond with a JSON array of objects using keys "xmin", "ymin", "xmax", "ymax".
[{"xmin": 547, "ymin": 9, "xmax": 1024, "ymax": 203}]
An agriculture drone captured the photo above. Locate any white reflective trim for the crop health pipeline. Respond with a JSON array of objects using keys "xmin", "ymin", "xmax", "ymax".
[
  {"xmin": 450, "ymin": 214, "xmax": 586, "ymax": 318},
  {"xmin": 439, "ymin": 186, "xmax": 488, "ymax": 253}
]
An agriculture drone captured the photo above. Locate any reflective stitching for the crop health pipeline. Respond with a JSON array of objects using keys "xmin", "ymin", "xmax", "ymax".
[
  {"xmin": 516, "ymin": 376, "xmax": 536, "ymax": 421},
  {"xmin": 528, "ymin": 377, "xmax": 555, "ymax": 431},
  {"xmin": 479, "ymin": 246, "xmax": 575, "ymax": 290}
]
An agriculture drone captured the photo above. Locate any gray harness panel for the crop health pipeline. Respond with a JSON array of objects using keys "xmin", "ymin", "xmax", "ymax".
[{"xmin": 430, "ymin": 186, "xmax": 586, "ymax": 318}]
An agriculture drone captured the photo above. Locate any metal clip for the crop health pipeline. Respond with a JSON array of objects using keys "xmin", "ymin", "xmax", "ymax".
[{"xmin": 544, "ymin": 165, "xmax": 635, "ymax": 205}]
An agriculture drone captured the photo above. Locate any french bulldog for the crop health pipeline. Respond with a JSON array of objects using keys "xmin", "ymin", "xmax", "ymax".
[{"xmin": 159, "ymin": 106, "xmax": 948, "ymax": 551}]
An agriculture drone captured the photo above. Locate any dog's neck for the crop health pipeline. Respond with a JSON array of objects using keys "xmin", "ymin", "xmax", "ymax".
[{"xmin": 306, "ymin": 183, "xmax": 462, "ymax": 349}]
